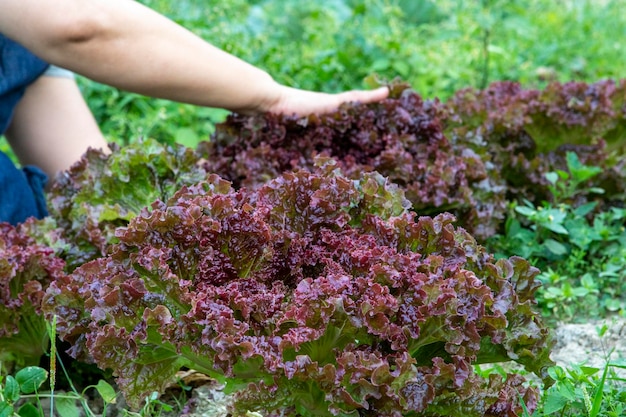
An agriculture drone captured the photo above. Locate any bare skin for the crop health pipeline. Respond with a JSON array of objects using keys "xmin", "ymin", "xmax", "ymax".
[
  {"xmin": 0, "ymin": 0, "xmax": 388, "ymax": 179},
  {"xmin": 0, "ymin": 0, "xmax": 388, "ymax": 115},
  {"xmin": 5, "ymin": 76, "xmax": 108, "ymax": 177}
]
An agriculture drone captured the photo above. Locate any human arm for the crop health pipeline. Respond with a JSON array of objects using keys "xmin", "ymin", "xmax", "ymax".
[{"xmin": 0, "ymin": 0, "xmax": 389, "ymax": 116}]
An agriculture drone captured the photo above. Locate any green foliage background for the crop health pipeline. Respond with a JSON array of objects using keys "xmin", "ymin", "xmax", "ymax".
[
  {"xmin": 76, "ymin": 0, "xmax": 626, "ymax": 146},
  {"xmin": 1, "ymin": 0, "xmax": 625, "ymax": 151},
  {"xmin": 3, "ymin": 0, "xmax": 626, "ymax": 153}
]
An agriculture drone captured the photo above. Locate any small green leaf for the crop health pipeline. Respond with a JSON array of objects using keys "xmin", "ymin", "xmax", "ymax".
[
  {"xmin": 542, "ymin": 390, "xmax": 569, "ymax": 414},
  {"xmin": 54, "ymin": 396, "xmax": 80, "ymax": 417},
  {"xmin": 0, "ymin": 402, "xmax": 14, "ymax": 417},
  {"xmin": 573, "ymin": 202, "xmax": 598, "ymax": 217},
  {"xmin": 370, "ymin": 58, "xmax": 391, "ymax": 71},
  {"xmin": 565, "ymin": 151, "xmax": 582, "ymax": 172},
  {"xmin": 545, "ymin": 287, "xmax": 564, "ymax": 297},
  {"xmin": 543, "ymin": 239, "xmax": 568, "ymax": 255},
  {"xmin": 578, "ymin": 366, "xmax": 600, "ymax": 377},
  {"xmin": 545, "ymin": 171, "xmax": 559, "ymax": 185},
  {"xmin": 548, "ymin": 366, "xmax": 565, "ymax": 380},
  {"xmin": 604, "ymin": 298, "xmax": 622, "ymax": 312},
  {"xmin": 557, "ymin": 380, "xmax": 578, "ymax": 401},
  {"xmin": 95, "ymin": 380, "xmax": 117, "ymax": 404},
  {"xmin": 16, "ymin": 403, "xmax": 40, "ymax": 417},
  {"xmin": 590, "ymin": 363, "xmax": 610, "ymax": 417},
  {"xmin": 392, "ymin": 61, "xmax": 411, "ymax": 77},
  {"xmin": 3, "ymin": 376, "xmax": 20, "ymax": 403},
  {"xmin": 515, "ymin": 206, "xmax": 536, "ymax": 217},
  {"xmin": 580, "ymin": 274, "xmax": 596, "ymax": 289},
  {"xmin": 571, "ymin": 287, "xmax": 590, "ymax": 297},
  {"xmin": 15, "ymin": 367, "xmax": 48, "ymax": 394},
  {"xmin": 556, "ymin": 169, "xmax": 570, "ymax": 180},
  {"xmin": 173, "ymin": 127, "xmax": 200, "ymax": 149},
  {"xmin": 544, "ymin": 222, "xmax": 569, "ymax": 235}
]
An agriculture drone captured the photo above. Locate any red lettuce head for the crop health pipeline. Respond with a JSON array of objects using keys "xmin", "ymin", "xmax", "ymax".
[{"xmin": 44, "ymin": 163, "xmax": 553, "ymax": 416}]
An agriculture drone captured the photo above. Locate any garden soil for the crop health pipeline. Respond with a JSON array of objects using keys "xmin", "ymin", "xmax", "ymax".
[{"xmin": 551, "ymin": 318, "xmax": 626, "ymax": 375}]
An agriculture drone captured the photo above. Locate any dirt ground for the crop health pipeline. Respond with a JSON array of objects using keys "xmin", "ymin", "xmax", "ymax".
[{"xmin": 550, "ymin": 317, "xmax": 626, "ymax": 374}]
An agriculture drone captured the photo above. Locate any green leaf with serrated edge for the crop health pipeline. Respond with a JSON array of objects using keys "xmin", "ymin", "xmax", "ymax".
[
  {"xmin": 3, "ymin": 376, "xmax": 19, "ymax": 403},
  {"xmin": 17, "ymin": 403, "xmax": 39, "ymax": 417},
  {"xmin": 573, "ymin": 201, "xmax": 598, "ymax": 217},
  {"xmin": 94, "ymin": 380, "xmax": 117, "ymax": 404},
  {"xmin": 54, "ymin": 396, "xmax": 80, "ymax": 417},
  {"xmin": 0, "ymin": 402, "xmax": 13, "ymax": 417},
  {"xmin": 544, "ymin": 223, "xmax": 569, "ymax": 235},
  {"xmin": 542, "ymin": 390, "xmax": 569, "ymax": 414},
  {"xmin": 544, "ymin": 239, "xmax": 568, "ymax": 256},
  {"xmin": 15, "ymin": 367, "xmax": 47, "ymax": 394}
]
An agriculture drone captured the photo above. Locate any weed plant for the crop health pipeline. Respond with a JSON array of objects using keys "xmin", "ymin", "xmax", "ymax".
[
  {"xmin": 488, "ymin": 153, "xmax": 626, "ymax": 322},
  {"xmin": 476, "ymin": 324, "xmax": 626, "ymax": 417},
  {"xmin": 0, "ymin": 320, "xmax": 186, "ymax": 417},
  {"xmin": 530, "ymin": 324, "xmax": 626, "ymax": 416}
]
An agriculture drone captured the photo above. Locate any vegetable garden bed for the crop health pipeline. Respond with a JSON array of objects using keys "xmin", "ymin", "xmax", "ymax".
[{"xmin": 2, "ymin": 79, "xmax": 626, "ymax": 416}]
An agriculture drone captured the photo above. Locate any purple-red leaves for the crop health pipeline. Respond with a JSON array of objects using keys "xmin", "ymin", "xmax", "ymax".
[
  {"xmin": 47, "ymin": 138, "xmax": 208, "ymax": 270},
  {"xmin": 0, "ymin": 220, "xmax": 66, "ymax": 368},
  {"xmin": 11, "ymin": 78, "xmax": 626, "ymax": 415},
  {"xmin": 44, "ymin": 166, "xmax": 552, "ymax": 416},
  {"xmin": 199, "ymin": 86, "xmax": 495, "ymax": 240},
  {"xmin": 442, "ymin": 80, "xmax": 626, "ymax": 213},
  {"xmin": 200, "ymin": 80, "xmax": 626, "ymax": 242}
]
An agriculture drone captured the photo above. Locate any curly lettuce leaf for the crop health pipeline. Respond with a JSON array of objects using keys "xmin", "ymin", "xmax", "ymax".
[
  {"xmin": 47, "ymin": 138, "xmax": 208, "ymax": 270},
  {"xmin": 0, "ymin": 221, "xmax": 66, "ymax": 370},
  {"xmin": 45, "ymin": 165, "xmax": 552, "ymax": 416}
]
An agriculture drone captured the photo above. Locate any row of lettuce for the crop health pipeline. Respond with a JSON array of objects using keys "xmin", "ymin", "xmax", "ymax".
[{"xmin": 2, "ymin": 79, "xmax": 626, "ymax": 416}]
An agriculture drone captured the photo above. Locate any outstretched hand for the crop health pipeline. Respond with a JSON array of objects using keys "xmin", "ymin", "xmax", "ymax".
[
  {"xmin": 259, "ymin": 85, "xmax": 390, "ymax": 117},
  {"xmin": 2, "ymin": 0, "xmax": 390, "ymax": 119}
]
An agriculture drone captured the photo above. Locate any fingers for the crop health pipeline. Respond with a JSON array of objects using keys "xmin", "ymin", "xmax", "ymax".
[
  {"xmin": 263, "ymin": 85, "xmax": 390, "ymax": 117},
  {"xmin": 339, "ymin": 86, "xmax": 389, "ymax": 105}
]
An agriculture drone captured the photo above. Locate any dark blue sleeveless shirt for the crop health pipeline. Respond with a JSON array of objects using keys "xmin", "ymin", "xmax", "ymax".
[{"xmin": 0, "ymin": 33, "xmax": 50, "ymax": 225}]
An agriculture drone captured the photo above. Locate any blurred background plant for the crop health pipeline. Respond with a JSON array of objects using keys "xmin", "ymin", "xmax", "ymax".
[
  {"xmin": 3, "ymin": 0, "xmax": 626, "ymax": 148},
  {"xmin": 69, "ymin": 0, "xmax": 626, "ymax": 146}
]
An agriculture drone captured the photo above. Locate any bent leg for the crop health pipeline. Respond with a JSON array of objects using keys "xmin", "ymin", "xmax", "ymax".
[{"xmin": 5, "ymin": 75, "xmax": 108, "ymax": 180}]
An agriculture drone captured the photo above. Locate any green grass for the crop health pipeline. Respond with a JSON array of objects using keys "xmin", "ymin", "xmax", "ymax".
[
  {"xmin": 6, "ymin": 0, "xmax": 626, "ymax": 148},
  {"xmin": 73, "ymin": 0, "xmax": 626, "ymax": 145}
]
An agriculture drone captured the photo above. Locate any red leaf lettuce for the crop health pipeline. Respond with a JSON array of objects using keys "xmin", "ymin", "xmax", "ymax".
[{"xmin": 44, "ymin": 162, "xmax": 553, "ymax": 416}]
